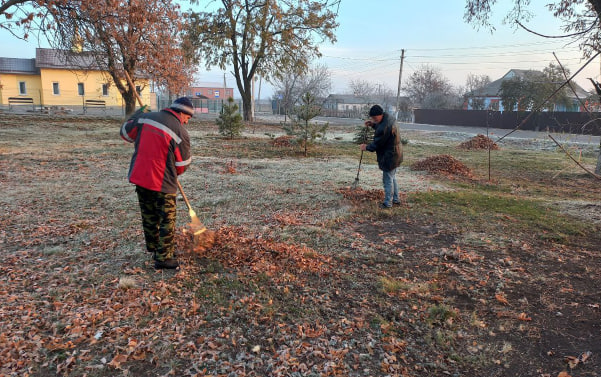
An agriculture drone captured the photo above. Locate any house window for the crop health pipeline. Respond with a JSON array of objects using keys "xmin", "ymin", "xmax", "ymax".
[
  {"xmin": 136, "ymin": 86, "xmax": 141, "ymax": 95},
  {"xmin": 52, "ymin": 82, "xmax": 60, "ymax": 95},
  {"xmin": 77, "ymin": 83, "xmax": 85, "ymax": 96},
  {"xmin": 18, "ymin": 81, "xmax": 26, "ymax": 95},
  {"xmin": 102, "ymin": 83, "xmax": 109, "ymax": 96}
]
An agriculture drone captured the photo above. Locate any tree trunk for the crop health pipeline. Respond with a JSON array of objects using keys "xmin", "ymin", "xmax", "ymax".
[
  {"xmin": 123, "ymin": 91, "xmax": 137, "ymax": 115},
  {"xmin": 241, "ymin": 89, "xmax": 253, "ymax": 122}
]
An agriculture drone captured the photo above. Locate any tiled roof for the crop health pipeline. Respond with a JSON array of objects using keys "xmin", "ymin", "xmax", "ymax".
[
  {"xmin": 325, "ymin": 94, "xmax": 408, "ymax": 105},
  {"xmin": 0, "ymin": 57, "xmax": 38, "ymax": 74},
  {"xmin": 35, "ymin": 48, "xmax": 102, "ymax": 70}
]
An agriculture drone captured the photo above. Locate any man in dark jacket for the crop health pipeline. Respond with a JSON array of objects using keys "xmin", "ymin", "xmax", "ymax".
[
  {"xmin": 120, "ymin": 97, "xmax": 194, "ymax": 269},
  {"xmin": 360, "ymin": 104, "xmax": 403, "ymax": 208}
]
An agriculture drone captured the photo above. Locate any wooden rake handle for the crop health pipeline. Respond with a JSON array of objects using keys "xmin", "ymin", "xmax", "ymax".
[{"xmin": 124, "ymin": 71, "xmax": 145, "ymax": 108}]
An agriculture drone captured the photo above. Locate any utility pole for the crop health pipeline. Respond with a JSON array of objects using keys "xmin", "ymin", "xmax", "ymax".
[
  {"xmin": 218, "ymin": 72, "xmax": 226, "ymax": 114},
  {"xmin": 251, "ymin": 76, "xmax": 256, "ymax": 122},
  {"xmin": 257, "ymin": 76, "xmax": 262, "ymax": 113},
  {"xmin": 395, "ymin": 49, "xmax": 405, "ymax": 121}
]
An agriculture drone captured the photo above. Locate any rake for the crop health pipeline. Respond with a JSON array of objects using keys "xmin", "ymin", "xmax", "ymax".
[{"xmin": 352, "ymin": 125, "xmax": 370, "ymax": 190}]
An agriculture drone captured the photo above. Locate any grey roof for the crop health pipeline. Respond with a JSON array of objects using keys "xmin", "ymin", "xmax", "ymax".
[
  {"xmin": 35, "ymin": 48, "xmax": 103, "ymax": 70},
  {"xmin": 469, "ymin": 69, "xmax": 590, "ymax": 99},
  {"xmin": 0, "ymin": 57, "xmax": 38, "ymax": 74},
  {"xmin": 325, "ymin": 94, "xmax": 408, "ymax": 105}
]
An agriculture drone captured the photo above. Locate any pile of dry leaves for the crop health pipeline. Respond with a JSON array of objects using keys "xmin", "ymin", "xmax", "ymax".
[
  {"xmin": 271, "ymin": 135, "xmax": 294, "ymax": 147},
  {"xmin": 458, "ymin": 134, "xmax": 499, "ymax": 150},
  {"xmin": 337, "ymin": 187, "xmax": 384, "ymax": 203},
  {"xmin": 177, "ymin": 226, "xmax": 333, "ymax": 284},
  {"xmin": 410, "ymin": 154, "xmax": 472, "ymax": 177}
]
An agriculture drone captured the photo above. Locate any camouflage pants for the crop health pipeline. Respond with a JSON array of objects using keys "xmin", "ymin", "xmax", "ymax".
[{"xmin": 135, "ymin": 186, "xmax": 177, "ymax": 261}]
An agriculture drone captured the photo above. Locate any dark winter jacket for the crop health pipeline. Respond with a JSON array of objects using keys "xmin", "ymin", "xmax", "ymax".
[
  {"xmin": 366, "ymin": 112, "xmax": 403, "ymax": 171},
  {"xmin": 120, "ymin": 108, "xmax": 191, "ymax": 194}
]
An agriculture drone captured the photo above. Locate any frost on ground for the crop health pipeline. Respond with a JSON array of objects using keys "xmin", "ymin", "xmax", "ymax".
[
  {"xmin": 554, "ymin": 200, "xmax": 601, "ymax": 225},
  {"xmin": 181, "ymin": 156, "xmax": 450, "ymax": 229}
]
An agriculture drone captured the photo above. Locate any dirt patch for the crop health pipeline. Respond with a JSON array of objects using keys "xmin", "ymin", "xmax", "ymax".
[
  {"xmin": 458, "ymin": 134, "xmax": 500, "ymax": 150},
  {"xmin": 349, "ymin": 214, "xmax": 601, "ymax": 377},
  {"xmin": 555, "ymin": 200, "xmax": 601, "ymax": 225},
  {"xmin": 411, "ymin": 154, "xmax": 473, "ymax": 177}
]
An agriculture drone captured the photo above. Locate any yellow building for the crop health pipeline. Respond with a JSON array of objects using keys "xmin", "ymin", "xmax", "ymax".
[{"xmin": 0, "ymin": 48, "xmax": 153, "ymax": 113}]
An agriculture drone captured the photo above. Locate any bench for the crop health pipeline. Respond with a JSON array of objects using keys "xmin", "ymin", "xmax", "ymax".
[
  {"xmin": 83, "ymin": 99, "xmax": 106, "ymax": 114},
  {"xmin": 8, "ymin": 97, "xmax": 35, "ymax": 111}
]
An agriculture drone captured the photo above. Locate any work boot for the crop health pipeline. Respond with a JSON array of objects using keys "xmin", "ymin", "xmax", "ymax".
[
  {"xmin": 154, "ymin": 258, "xmax": 179, "ymax": 270},
  {"xmin": 379, "ymin": 202, "xmax": 392, "ymax": 209}
]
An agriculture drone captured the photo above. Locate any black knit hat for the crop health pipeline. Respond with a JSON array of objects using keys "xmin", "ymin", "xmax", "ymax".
[
  {"xmin": 368, "ymin": 104, "xmax": 384, "ymax": 116},
  {"xmin": 170, "ymin": 97, "xmax": 195, "ymax": 116}
]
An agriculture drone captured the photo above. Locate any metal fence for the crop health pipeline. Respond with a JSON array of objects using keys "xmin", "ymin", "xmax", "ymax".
[{"xmin": 414, "ymin": 109, "xmax": 601, "ymax": 136}]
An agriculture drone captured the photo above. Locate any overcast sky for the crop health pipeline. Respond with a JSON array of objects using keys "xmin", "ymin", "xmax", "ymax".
[{"xmin": 2, "ymin": 0, "xmax": 599, "ymax": 99}]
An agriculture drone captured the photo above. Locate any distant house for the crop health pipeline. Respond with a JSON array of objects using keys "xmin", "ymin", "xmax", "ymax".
[
  {"xmin": 0, "ymin": 48, "xmax": 152, "ymax": 111},
  {"xmin": 186, "ymin": 83, "xmax": 234, "ymax": 100},
  {"xmin": 322, "ymin": 94, "xmax": 411, "ymax": 119},
  {"xmin": 465, "ymin": 69, "xmax": 590, "ymax": 112},
  {"xmin": 179, "ymin": 83, "xmax": 235, "ymax": 113}
]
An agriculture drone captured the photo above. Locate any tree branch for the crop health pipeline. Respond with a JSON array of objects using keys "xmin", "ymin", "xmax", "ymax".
[
  {"xmin": 548, "ymin": 134, "xmax": 601, "ymax": 180},
  {"xmin": 516, "ymin": 19, "xmax": 598, "ymax": 38},
  {"xmin": 0, "ymin": 0, "xmax": 32, "ymax": 16}
]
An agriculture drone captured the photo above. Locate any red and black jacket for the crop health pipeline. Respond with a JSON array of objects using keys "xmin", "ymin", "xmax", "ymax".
[{"xmin": 120, "ymin": 108, "xmax": 190, "ymax": 194}]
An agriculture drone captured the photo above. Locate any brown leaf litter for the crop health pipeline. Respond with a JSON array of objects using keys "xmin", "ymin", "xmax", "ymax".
[
  {"xmin": 410, "ymin": 154, "xmax": 473, "ymax": 177},
  {"xmin": 337, "ymin": 187, "xmax": 384, "ymax": 202},
  {"xmin": 458, "ymin": 134, "xmax": 499, "ymax": 150}
]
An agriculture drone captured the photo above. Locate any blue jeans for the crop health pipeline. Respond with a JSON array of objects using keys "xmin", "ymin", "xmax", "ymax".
[{"xmin": 382, "ymin": 168, "xmax": 399, "ymax": 207}]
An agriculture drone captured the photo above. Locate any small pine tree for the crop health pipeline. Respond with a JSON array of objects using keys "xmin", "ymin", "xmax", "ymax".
[
  {"xmin": 283, "ymin": 92, "xmax": 328, "ymax": 156},
  {"xmin": 216, "ymin": 97, "xmax": 244, "ymax": 139},
  {"xmin": 352, "ymin": 116, "xmax": 409, "ymax": 146},
  {"xmin": 353, "ymin": 124, "xmax": 371, "ymax": 144}
]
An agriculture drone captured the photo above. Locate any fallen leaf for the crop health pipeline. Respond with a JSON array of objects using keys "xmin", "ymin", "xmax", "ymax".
[
  {"xmin": 107, "ymin": 353, "xmax": 128, "ymax": 369},
  {"xmin": 495, "ymin": 293, "xmax": 509, "ymax": 305}
]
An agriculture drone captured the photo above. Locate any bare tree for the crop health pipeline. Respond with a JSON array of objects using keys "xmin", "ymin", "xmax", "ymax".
[
  {"xmin": 347, "ymin": 79, "xmax": 377, "ymax": 97},
  {"xmin": 404, "ymin": 64, "xmax": 454, "ymax": 109},
  {"xmin": 346, "ymin": 79, "xmax": 397, "ymax": 111},
  {"xmin": 273, "ymin": 64, "xmax": 332, "ymax": 119},
  {"xmin": 299, "ymin": 64, "xmax": 332, "ymax": 100},
  {"xmin": 273, "ymin": 70, "xmax": 301, "ymax": 119},
  {"xmin": 464, "ymin": 73, "xmax": 491, "ymax": 110}
]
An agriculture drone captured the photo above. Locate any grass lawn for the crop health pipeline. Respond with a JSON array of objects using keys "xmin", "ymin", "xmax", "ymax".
[{"xmin": 1, "ymin": 113, "xmax": 600, "ymax": 377}]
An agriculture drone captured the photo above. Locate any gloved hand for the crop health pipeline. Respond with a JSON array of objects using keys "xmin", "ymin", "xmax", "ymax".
[{"xmin": 131, "ymin": 105, "xmax": 150, "ymax": 118}]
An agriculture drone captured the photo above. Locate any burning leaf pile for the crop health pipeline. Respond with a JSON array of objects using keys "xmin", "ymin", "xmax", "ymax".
[
  {"xmin": 337, "ymin": 187, "xmax": 384, "ymax": 203},
  {"xmin": 458, "ymin": 134, "xmax": 499, "ymax": 150},
  {"xmin": 410, "ymin": 154, "xmax": 472, "ymax": 177}
]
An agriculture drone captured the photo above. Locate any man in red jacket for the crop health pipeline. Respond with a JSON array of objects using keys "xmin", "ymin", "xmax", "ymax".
[{"xmin": 120, "ymin": 97, "xmax": 194, "ymax": 269}]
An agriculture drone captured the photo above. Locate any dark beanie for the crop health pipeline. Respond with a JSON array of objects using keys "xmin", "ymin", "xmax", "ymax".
[
  {"xmin": 170, "ymin": 97, "xmax": 195, "ymax": 116},
  {"xmin": 368, "ymin": 104, "xmax": 384, "ymax": 116}
]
